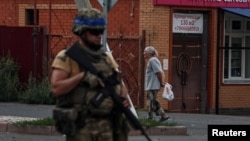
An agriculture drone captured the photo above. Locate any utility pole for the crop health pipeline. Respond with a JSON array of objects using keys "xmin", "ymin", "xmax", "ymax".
[{"xmin": 102, "ymin": 0, "xmax": 110, "ymax": 51}]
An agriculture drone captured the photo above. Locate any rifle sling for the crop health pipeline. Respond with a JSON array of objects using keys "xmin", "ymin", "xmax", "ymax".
[
  {"xmin": 65, "ymin": 42, "xmax": 111, "ymax": 107},
  {"xmin": 65, "ymin": 42, "xmax": 101, "ymax": 78}
]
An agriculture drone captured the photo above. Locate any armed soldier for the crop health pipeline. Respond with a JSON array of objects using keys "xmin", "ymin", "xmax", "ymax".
[{"xmin": 50, "ymin": 8, "xmax": 130, "ymax": 141}]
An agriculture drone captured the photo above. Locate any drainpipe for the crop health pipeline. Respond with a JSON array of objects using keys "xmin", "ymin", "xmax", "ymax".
[
  {"xmin": 215, "ymin": 10, "xmax": 223, "ymax": 115},
  {"xmin": 33, "ymin": 0, "xmax": 38, "ymax": 78},
  {"xmin": 48, "ymin": 0, "xmax": 52, "ymax": 75},
  {"xmin": 215, "ymin": 46, "xmax": 220, "ymax": 114}
]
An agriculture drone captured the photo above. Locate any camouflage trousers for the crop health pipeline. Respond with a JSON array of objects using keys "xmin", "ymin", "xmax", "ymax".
[
  {"xmin": 66, "ymin": 118, "xmax": 112, "ymax": 141},
  {"xmin": 66, "ymin": 117, "xmax": 127, "ymax": 141},
  {"xmin": 146, "ymin": 90, "xmax": 165, "ymax": 119}
]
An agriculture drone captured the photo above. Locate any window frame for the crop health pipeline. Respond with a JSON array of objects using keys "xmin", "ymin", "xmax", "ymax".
[
  {"xmin": 25, "ymin": 9, "xmax": 39, "ymax": 25},
  {"xmin": 223, "ymin": 12, "xmax": 250, "ymax": 84}
]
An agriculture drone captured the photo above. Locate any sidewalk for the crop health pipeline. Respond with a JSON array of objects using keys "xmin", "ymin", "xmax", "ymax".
[
  {"xmin": 0, "ymin": 103, "xmax": 187, "ymax": 136},
  {"xmin": 1, "ymin": 102, "xmax": 250, "ymax": 138},
  {"xmin": 0, "ymin": 115, "xmax": 37, "ymax": 123},
  {"xmin": 0, "ymin": 116, "xmax": 187, "ymax": 136}
]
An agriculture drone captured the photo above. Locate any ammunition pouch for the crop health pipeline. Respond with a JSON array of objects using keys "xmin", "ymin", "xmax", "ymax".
[
  {"xmin": 53, "ymin": 107, "xmax": 87, "ymax": 136},
  {"xmin": 89, "ymin": 96, "xmax": 114, "ymax": 116},
  {"xmin": 55, "ymin": 86, "xmax": 87, "ymax": 108}
]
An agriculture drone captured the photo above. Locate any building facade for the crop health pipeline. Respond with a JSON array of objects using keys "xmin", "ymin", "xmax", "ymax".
[
  {"xmin": 0, "ymin": 0, "xmax": 250, "ymax": 115},
  {"xmin": 141, "ymin": 0, "xmax": 250, "ymax": 115}
]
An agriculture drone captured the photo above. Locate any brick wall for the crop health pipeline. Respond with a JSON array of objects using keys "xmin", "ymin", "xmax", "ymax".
[
  {"xmin": 3, "ymin": 0, "xmax": 250, "ymax": 112},
  {"xmin": 0, "ymin": 0, "xmax": 139, "ymax": 54},
  {"xmin": 0, "ymin": 0, "xmax": 18, "ymax": 26},
  {"xmin": 140, "ymin": 2, "xmax": 250, "ymax": 112},
  {"xmin": 107, "ymin": 0, "xmax": 139, "ymax": 36},
  {"xmin": 219, "ymin": 86, "xmax": 250, "ymax": 108},
  {"xmin": 0, "ymin": 0, "xmax": 143, "ymax": 106}
]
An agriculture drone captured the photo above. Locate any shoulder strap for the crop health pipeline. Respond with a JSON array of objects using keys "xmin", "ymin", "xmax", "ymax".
[{"xmin": 65, "ymin": 42, "xmax": 104, "ymax": 79}]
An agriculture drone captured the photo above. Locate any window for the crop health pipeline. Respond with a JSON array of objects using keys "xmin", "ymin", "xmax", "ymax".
[
  {"xmin": 246, "ymin": 21, "xmax": 250, "ymax": 30},
  {"xmin": 230, "ymin": 37, "xmax": 242, "ymax": 77},
  {"xmin": 231, "ymin": 20, "xmax": 241, "ymax": 30},
  {"xmin": 25, "ymin": 9, "xmax": 39, "ymax": 25},
  {"xmin": 223, "ymin": 13, "xmax": 250, "ymax": 84},
  {"xmin": 224, "ymin": 36, "xmax": 229, "ymax": 79},
  {"xmin": 245, "ymin": 36, "xmax": 250, "ymax": 78}
]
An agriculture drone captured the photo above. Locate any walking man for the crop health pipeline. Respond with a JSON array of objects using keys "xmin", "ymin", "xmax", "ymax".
[{"xmin": 144, "ymin": 46, "xmax": 169, "ymax": 121}]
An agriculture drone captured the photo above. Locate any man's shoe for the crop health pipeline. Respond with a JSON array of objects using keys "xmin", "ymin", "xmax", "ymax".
[{"xmin": 159, "ymin": 116, "xmax": 169, "ymax": 122}]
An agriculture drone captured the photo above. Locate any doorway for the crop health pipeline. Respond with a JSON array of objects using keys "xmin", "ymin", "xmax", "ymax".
[
  {"xmin": 170, "ymin": 12, "xmax": 209, "ymax": 113},
  {"xmin": 171, "ymin": 34, "xmax": 202, "ymax": 113}
]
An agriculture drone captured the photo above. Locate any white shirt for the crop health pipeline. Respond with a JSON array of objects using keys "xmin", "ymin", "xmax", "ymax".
[{"xmin": 145, "ymin": 57, "xmax": 163, "ymax": 90}]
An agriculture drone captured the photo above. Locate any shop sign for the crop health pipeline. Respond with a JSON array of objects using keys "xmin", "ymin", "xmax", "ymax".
[
  {"xmin": 153, "ymin": 0, "xmax": 250, "ymax": 8},
  {"xmin": 173, "ymin": 13, "xmax": 203, "ymax": 34}
]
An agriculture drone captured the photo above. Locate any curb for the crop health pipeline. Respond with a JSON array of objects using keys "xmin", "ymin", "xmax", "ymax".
[
  {"xmin": 0, "ymin": 122, "xmax": 187, "ymax": 136},
  {"xmin": 129, "ymin": 126, "xmax": 188, "ymax": 136}
]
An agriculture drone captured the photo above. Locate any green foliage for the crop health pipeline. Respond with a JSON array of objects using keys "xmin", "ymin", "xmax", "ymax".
[
  {"xmin": 139, "ymin": 118, "xmax": 177, "ymax": 127},
  {"xmin": 18, "ymin": 74, "xmax": 55, "ymax": 105},
  {"xmin": 0, "ymin": 55, "xmax": 55, "ymax": 104},
  {"xmin": 13, "ymin": 116, "xmax": 176, "ymax": 128},
  {"xmin": 0, "ymin": 56, "xmax": 20, "ymax": 101},
  {"xmin": 13, "ymin": 117, "xmax": 55, "ymax": 127}
]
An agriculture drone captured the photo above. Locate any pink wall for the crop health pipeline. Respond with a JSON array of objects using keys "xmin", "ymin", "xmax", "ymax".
[{"xmin": 153, "ymin": 0, "xmax": 250, "ymax": 8}]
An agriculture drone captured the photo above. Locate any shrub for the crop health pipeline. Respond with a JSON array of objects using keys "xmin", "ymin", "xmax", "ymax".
[
  {"xmin": 0, "ymin": 55, "xmax": 20, "ymax": 101},
  {"xmin": 18, "ymin": 74, "xmax": 55, "ymax": 105}
]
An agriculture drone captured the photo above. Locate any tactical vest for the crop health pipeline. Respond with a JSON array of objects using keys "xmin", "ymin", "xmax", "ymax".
[
  {"xmin": 56, "ymin": 47, "xmax": 122, "ymax": 117},
  {"xmin": 52, "ymin": 46, "xmax": 129, "ymax": 140}
]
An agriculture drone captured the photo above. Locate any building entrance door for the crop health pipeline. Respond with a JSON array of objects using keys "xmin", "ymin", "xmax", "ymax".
[{"xmin": 171, "ymin": 34, "xmax": 203, "ymax": 113}]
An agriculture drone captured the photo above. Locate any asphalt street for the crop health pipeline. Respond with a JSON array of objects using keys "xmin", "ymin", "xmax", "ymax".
[{"xmin": 0, "ymin": 102, "xmax": 250, "ymax": 141}]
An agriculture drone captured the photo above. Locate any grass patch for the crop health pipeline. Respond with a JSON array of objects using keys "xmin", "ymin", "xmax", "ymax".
[
  {"xmin": 139, "ymin": 118, "xmax": 177, "ymax": 127},
  {"xmin": 13, "ymin": 117, "xmax": 177, "ymax": 128},
  {"xmin": 13, "ymin": 117, "xmax": 54, "ymax": 127}
]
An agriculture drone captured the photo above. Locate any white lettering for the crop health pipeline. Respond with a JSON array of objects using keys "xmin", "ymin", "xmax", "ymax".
[
  {"xmin": 212, "ymin": 129, "xmax": 247, "ymax": 136},
  {"xmin": 224, "ymin": 0, "xmax": 249, "ymax": 2},
  {"xmin": 205, "ymin": 0, "xmax": 222, "ymax": 1},
  {"xmin": 203, "ymin": 0, "xmax": 250, "ymax": 2},
  {"xmin": 212, "ymin": 129, "xmax": 219, "ymax": 136},
  {"xmin": 175, "ymin": 26, "xmax": 200, "ymax": 31}
]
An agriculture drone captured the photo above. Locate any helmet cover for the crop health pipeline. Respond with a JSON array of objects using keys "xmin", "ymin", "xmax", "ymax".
[{"xmin": 72, "ymin": 8, "xmax": 106, "ymax": 36}]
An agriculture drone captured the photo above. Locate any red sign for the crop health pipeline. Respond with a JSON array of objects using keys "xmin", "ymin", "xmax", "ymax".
[{"xmin": 153, "ymin": 0, "xmax": 250, "ymax": 8}]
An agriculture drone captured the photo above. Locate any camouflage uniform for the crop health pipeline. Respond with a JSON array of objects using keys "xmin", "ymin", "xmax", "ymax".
[{"xmin": 51, "ymin": 8, "xmax": 129, "ymax": 141}]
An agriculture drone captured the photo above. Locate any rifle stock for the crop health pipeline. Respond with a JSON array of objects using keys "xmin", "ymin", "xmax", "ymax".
[{"xmin": 65, "ymin": 42, "xmax": 152, "ymax": 141}]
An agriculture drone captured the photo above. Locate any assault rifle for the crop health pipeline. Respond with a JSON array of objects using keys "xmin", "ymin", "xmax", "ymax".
[{"xmin": 65, "ymin": 42, "xmax": 152, "ymax": 141}]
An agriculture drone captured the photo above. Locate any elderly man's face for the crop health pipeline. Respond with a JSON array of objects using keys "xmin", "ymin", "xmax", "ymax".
[{"xmin": 143, "ymin": 50, "xmax": 151, "ymax": 59}]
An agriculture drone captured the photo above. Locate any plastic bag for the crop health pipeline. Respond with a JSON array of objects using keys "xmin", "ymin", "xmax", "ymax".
[{"xmin": 162, "ymin": 83, "xmax": 174, "ymax": 101}]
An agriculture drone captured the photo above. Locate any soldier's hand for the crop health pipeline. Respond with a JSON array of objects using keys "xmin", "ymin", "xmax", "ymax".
[
  {"xmin": 98, "ymin": 79, "xmax": 105, "ymax": 87},
  {"xmin": 123, "ymin": 99, "xmax": 131, "ymax": 108}
]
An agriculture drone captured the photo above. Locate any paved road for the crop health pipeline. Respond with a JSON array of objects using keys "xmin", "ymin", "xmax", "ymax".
[{"xmin": 0, "ymin": 102, "xmax": 250, "ymax": 141}]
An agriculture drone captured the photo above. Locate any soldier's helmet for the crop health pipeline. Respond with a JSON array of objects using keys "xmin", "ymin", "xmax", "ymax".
[{"xmin": 72, "ymin": 8, "xmax": 106, "ymax": 36}]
